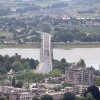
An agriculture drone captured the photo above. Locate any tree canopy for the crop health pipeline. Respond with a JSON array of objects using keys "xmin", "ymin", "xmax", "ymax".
[
  {"xmin": 41, "ymin": 94, "xmax": 54, "ymax": 100},
  {"xmin": 63, "ymin": 92, "xmax": 76, "ymax": 100},
  {"xmin": 0, "ymin": 54, "xmax": 39, "ymax": 74},
  {"xmin": 77, "ymin": 59, "xmax": 86, "ymax": 67},
  {"xmin": 48, "ymin": 69, "xmax": 62, "ymax": 77},
  {"xmin": 86, "ymin": 92, "xmax": 94, "ymax": 100},
  {"xmin": 84, "ymin": 85, "xmax": 100, "ymax": 100},
  {"xmin": 52, "ymin": 58, "xmax": 71, "ymax": 73},
  {"xmin": 52, "ymin": 28, "xmax": 100, "ymax": 42}
]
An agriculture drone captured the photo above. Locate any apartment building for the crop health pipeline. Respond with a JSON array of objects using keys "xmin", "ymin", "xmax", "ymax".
[
  {"xmin": 9, "ymin": 91, "xmax": 34, "ymax": 100},
  {"xmin": 65, "ymin": 66, "xmax": 96, "ymax": 85},
  {"xmin": 18, "ymin": 92, "xmax": 34, "ymax": 100}
]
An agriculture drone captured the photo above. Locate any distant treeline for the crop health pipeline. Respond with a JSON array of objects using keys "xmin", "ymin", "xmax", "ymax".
[
  {"xmin": 78, "ymin": 9, "xmax": 95, "ymax": 14},
  {"xmin": 16, "ymin": 4, "xmax": 40, "ymax": 13},
  {"xmin": 45, "ymin": 2, "xmax": 68, "ymax": 9},
  {"xmin": 0, "ymin": 8, "xmax": 11, "ymax": 16},
  {"xmin": 52, "ymin": 28, "xmax": 100, "ymax": 42}
]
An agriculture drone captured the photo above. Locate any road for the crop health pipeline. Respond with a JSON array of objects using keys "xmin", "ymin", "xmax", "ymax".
[{"xmin": 36, "ymin": 32, "xmax": 53, "ymax": 74}]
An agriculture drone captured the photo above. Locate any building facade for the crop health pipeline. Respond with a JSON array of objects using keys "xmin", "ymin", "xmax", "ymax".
[{"xmin": 65, "ymin": 66, "xmax": 96, "ymax": 85}]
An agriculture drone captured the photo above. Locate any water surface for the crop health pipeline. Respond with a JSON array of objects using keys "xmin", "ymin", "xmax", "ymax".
[{"xmin": 0, "ymin": 48, "xmax": 100, "ymax": 69}]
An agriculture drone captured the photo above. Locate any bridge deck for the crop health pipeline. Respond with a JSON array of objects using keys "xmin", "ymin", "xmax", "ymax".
[{"xmin": 37, "ymin": 33, "xmax": 53, "ymax": 74}]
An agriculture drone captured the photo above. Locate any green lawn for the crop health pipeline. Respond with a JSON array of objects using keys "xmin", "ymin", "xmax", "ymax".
[
  {"xmin": 0, "ymin": 31, "xmax": 13, "ymax": 38},
  {"xmin": 77, "ymin": 26, "xmax": 100, "ymax": 35}
]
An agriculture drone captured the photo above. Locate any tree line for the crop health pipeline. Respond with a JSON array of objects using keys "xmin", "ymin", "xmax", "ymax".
[
  {"xmin": 0, "ymin": 54, "xmax": 39, "ymax": 74},
  {"xmin": 45, "ymin": 2, "xmax": 68, "ymax": 9},
  {"xmin": 16, "ymin": 5, "xmax": 40, "ymax": 13},
  {"xmin": 0, "ymin": 7, "xmax": 11, "ymax": 16},
  {"xmin": 52, "ymin": 28, "xmax": 100, "ymax": 42}
]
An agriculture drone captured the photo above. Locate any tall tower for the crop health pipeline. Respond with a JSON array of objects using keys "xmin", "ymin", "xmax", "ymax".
[{"xmin": 37, "ymin": 34, "xmax": 53, "ymax": 74}]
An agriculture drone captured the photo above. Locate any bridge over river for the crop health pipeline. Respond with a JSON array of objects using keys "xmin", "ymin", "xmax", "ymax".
[{"xmin": 36, "ymin": 32, "xmax": 53, "ymax": 74}]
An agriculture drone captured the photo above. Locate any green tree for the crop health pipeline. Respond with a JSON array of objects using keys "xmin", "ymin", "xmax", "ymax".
[
  {"xmin": 29, "ymin": 59, "xmax": 37, "ymax": 69},
  {"xmin": 0, "ymin": 55, "xmax": 4, "ymax": 66},
  {"xmin": 50, "ymin": 2, "xmax": 68, "ymax": 8},
  {"xmin": 0, "ymin": 97, "xmax": 5, "ymax": 100},
  {"xmin": 86, "ymin": 93, "xmax": 94, "ymax": 100},
  {"xmin": 0, "ymin": 75, "xmax": 7, "ymax": 80},
  {"xmin": 81, "ymin": 89, "xmax": 87, "ymax": 97},
  {"xmin": 10, "ymin": 56, "xmax": 20, "ymax": 63},
  {"xmin": 48, "ymin": 69, "xmax": 62, "ymax": 77},
  {"xmin": 96, "ymin": 77, "xmax": 100, "ymax": 86},
  {"xmin": 23, "ymin": 62, "xmax": 30, "ymax": 70},
  {"xmin": 60, "ymin": 58, "xmax": 66, "ymax": 63},
  {"xmin": 0, "ymin": 67, "xmax": 7, "ymax": 74},
  {"xmin": 76, "ymin": 97, "xmax": 86, "ymax": 100},
  {"xmin": 63, "ymin": 81, "xmax": 73, "ymax": 87},
  {"xmin": 41, "ymin": 94, "xmax": 54, "ymax": 100},
  {"xmin": 94, "ymin": 70, "xmax": 100, "ymax": 76},
  {"xmin": 63, "ymin": 92, "xmax": 76, "ymax": 100},
  {"xmin": 3, "ymin": 60, "xmax": 11, "ymax": 72},
  {"xmin": 53, "ymin": 87, "xmax": 61, "ymax": 92},
  {"xmin": 12, "ymin": 77, "xmax": 16, "ymax": 87},
  {"xmin": 11, "ymin": 61, "xmax": 23, "ymax": 72},
  {"xmin": 16, "ymin": 80, "xmax": 23, "ymax": 88},
  {"xmin": 84, "ymin": 85, "xmax": 100, "ymax": 100},
  {"xmin": 52, "ymin": 59, "xmax": 71, "ymax": 73},
  {"xmin": 77, "ymin": 59, "xmax": 86, "ymax": 67},
  {"xmin": 57, "ymin": 33, "xmax": 73, "ymax": 42},
  {"xmin": 43, "ymin": 24, "xmax": 51, "ymax": 33},
  {"xmin": 15, "ymin": 71, "xmax": 45, "ymax": 83},
  {"xmin": 32, "ymin": 96, "xmax": 39, "ymax": 100}
]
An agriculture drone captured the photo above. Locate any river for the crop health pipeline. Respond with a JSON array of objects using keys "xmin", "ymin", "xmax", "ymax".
[{"xmin": 0, "ymin": 48, "xmax": 100, "ymax": 70}]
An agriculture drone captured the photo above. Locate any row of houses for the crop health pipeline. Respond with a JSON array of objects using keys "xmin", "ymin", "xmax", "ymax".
[
  {"xmin": 0, "ymin": 65, "xmax": 98, "ymax": 100},
  {"xmin": 0, "ymin": 85, "xmax": 34, "ymax": 100}
]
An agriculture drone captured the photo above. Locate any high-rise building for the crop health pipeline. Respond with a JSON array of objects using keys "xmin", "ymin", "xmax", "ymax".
[{"xmin": 65, "ymin": 66, "xmax": 96, "ymax": 85}]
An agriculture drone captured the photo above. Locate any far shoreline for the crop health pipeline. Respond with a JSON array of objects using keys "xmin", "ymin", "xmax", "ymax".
[
  {"xmin": 0, "ymin": 42, "xmax": 100, "ymax": 49},
  {"xmin": 53, "ymin": 42, "xmax": 100, "ymax": 49}
]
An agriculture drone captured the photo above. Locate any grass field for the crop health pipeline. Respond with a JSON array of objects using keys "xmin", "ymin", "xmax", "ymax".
[
  {"xmin": 0, "ymin": 42, "xmax": 100, "ymax": 49},
  {"xmin": 0, "ymin": 44, "xmax": 40, "ymax": 49},
  {"xmin": 0, "ymin": 31, "xmax": 13, "ymax": 38},
  {"xmin": 77, "ymin": 26, "xmax": 100, "ymax": 35},
  {"xmin": 53, "ymin": 43, "xmax": 100, "ymax": 49}
]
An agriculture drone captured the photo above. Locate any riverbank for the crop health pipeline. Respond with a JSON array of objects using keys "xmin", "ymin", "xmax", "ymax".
[
  {"xmin": 53, "ymin": 42, "xmax": 100, "ymax": 49},
  {"xmin": 0, "ymin": 43, "xmax": 40, "ymax": 49},
  {"xmin": 0, "ymin": 42, "xmax": 100, "ymax": 49}
]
